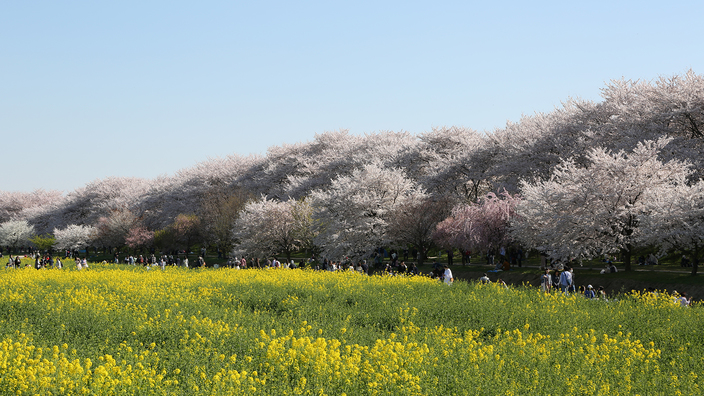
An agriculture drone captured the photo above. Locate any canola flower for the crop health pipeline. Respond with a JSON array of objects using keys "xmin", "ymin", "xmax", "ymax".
[{"xmin": 0, "ymin": 262, "xmax": 701, "ymax": 395}]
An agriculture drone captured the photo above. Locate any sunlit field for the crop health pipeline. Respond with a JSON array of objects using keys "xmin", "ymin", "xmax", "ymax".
[{"xmin": 0, "ymin": 261, "xmax": 701, "ymax": 395}]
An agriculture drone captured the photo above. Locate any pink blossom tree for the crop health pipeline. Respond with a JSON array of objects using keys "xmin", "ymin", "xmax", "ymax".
[
  {"xmin": 125, "ymin": 226, "xmax": 155, "ymax": 252},
  {"xmin": 433, "ymin": 191, "xmax": 520, "ymax": 256}
]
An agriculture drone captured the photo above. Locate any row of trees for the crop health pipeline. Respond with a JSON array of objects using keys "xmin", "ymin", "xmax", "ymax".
[
  {"xmin": 2, "ymin": 71, "xmax": 704, "ymax": 270},
  {"xmin": 513, "ymin": 138, "xmax": 704, "ymax": 275},
  {"xmin": 2, "ymin": 137, "xmax": 703, "ymax": 275},
  {"xmin": 0, "ymin": 212, "xmax": 216, "ymax": 258},
  {"xmin": 0, "ymin": 220, "xmax": 97, "ymax": 253}
]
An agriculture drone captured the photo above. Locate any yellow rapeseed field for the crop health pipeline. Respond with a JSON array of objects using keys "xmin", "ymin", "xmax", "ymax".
[{"xmin": 0, "ymin": 261, "xmax": 701, "ymax": 395}]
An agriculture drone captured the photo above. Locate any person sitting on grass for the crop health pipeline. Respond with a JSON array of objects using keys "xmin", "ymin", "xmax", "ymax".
[
  {"xmin": 600, "ymin": 263, "xmax": 610, "ymax": 274},
  {"xmin": 598, "ymin": 286, "xmax": 607, "ymax": 301},
  {"xmin": 479, "ymin": 273, "xmax": 491, "ymax": 284},
  {"xmin": 502, "ymin": 259, "xmax": 510, "ymax": 271},
  {"xmin": 408, "ymin": 262, "xmax": 418, "ymax": 275},
  {"xmin": 678, "ymin": 292, "xmax": 692, "ymax": 307}
]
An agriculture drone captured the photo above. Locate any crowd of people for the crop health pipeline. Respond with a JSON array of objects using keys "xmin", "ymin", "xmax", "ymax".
[
  {"xmin": 3, "ymin": 252, "xmax": 94, "ymax": 270},
  {"xmin": 535, "ymin": 267, "xmax": 610, "ymax": 300},
  {"xmin": 473, "ymin": 268, "xmax": 695, "ymax": 306},
  {"xmin": 117, "ymin": 254, "xmax": 191, "ymax": 270}
]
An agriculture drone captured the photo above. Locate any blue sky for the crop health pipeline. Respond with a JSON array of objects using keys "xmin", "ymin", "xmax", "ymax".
[{"xmin": 2, "ymin": 1, "xmax": 703, "ymax": 192}]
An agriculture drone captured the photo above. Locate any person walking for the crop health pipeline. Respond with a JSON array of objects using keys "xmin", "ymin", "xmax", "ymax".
[{"xmin": 559, "ymin": 268, "xmax": 573, "ymax": 295}]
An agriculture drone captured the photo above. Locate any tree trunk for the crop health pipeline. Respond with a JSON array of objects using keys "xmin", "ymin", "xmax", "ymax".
[
  {"xmin": 622, "ymin": 245, "xmax": 632, "ymax": 272},
  {"xmin": 418, "ymin": 249, "xmax": 426, "ymax": 267},
  {"xmin": 692, "ymin": 242, "xmax": 699, "ymax": 276}
]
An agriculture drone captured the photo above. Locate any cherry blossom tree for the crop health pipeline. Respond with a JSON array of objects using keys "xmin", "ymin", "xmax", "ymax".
[
  {"xmin": 513, "ymin": 138, "xmax": 689, "ymax": 271},
  {"xmin": 53, "ymin": 224, "xmax": 97, "ymax": 252},
  {"xmin": 0, "ymin": 220, "xmax": 36, "ymax": 253},
  {"xmin": 154, "ymin": 214, "xmax": 202, "ymax": 256},
  {"xmin": 21, "ymin": 177, "xmax": 152, "ymax": 235},
  {"xmin": 599, "ymin": 71, "xmax": 704, "ymax": 141},
  {"xmin": 595, "ymin": 71, "xmax": 704, "ymax": 180},
  {"xmin": 409, "ymin": 126, "xmax": 490, "ymax": 202},
  {"xmin": 260, "ymin": 130, "xmax": 418, "ymax": 200},
  {"xmin": 125, "ymin": 226, "xmax": 155, "ymax": 252},
  {"xmin": 198, "ymin": 186, "xmax": 253, "ymax": 256},
  {"xmin": 387, "ymin": 195, "xmax": 453, "ymax": 265},
  {"xmin": 311, "ymin": 163, "xmax": 425, "ymax": 260},
  {"xmin": 95, "ymin": 209, "xmax": 138, "ymax": 250},
  {"xmin": 433, "ymin": 191, "xmax": 521, "ymax": 255},
  {"xmin": 233, "ymin": 197, "xmax": 314, "ymax": 261},
  {"xmin": 0, "ymin": 189, "xmax": 63, "ymax": 223},
  {"xmin": 137, "ymin": 154, "xmax": 263, "ymax": 231},
  {"xmin": 642, "ymin": 180, "xmax": 704, "ymax": 275}
]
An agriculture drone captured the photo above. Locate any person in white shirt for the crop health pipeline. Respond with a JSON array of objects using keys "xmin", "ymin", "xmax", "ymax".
[
  {"xmin": 678, "ymin": 292, "xmax": 692, "ymax": 307},
  {"xmin": 443, "ymin": 265, "xmax": 453, "ymax": 285}
]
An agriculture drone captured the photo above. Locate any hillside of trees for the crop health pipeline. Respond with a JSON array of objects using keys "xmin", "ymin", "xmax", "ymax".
[{"xmin": 2, "ymin": 71, "xmax": 704, "ymax": 271}]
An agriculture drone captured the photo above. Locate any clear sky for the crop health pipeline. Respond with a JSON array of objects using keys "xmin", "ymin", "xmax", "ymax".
[{"xmin": 2, "ymin": 1, "xmax": 703, "ymax": 193}]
